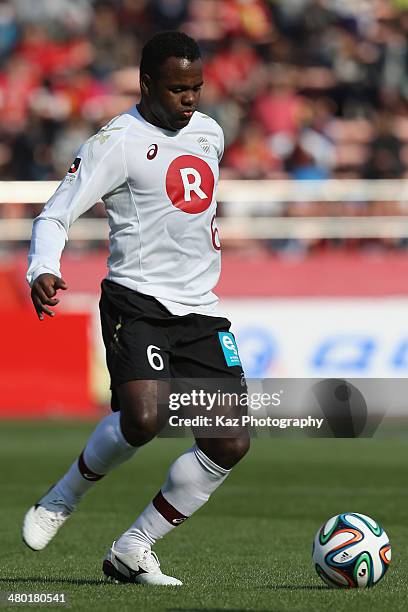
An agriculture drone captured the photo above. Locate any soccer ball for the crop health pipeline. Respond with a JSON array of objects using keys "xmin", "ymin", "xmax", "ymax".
[{"xmin": 312, "ymin": 512, "xmax": 391, "ymax": 588}]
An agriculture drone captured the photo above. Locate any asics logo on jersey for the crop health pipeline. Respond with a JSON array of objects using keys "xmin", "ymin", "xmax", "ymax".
[
  {"xmin": 147, "ymin": 144, "xmax": 158, "ymax": 160},
  {"xmin": 166, "ymin": 155, "xmax": 215, "ymax": 214}
]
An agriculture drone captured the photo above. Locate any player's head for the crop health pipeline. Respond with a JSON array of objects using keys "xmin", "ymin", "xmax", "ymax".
[{"xmin": 139, "ymin": 31, "xmax": 203, "ymax": 131}]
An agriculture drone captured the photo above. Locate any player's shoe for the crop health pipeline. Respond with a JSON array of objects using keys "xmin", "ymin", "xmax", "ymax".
[
  {"xmin": 22, "ymin": 486, "xmax": 74, "ymax": 551},
  {"xmin": 103, "ymin": 541, "xmax": 182, "ymax": 586}
]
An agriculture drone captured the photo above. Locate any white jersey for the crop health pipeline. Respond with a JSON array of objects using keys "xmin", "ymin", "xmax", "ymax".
[{"xmin": 27, "ymin": 106, "xmax": 224, "ymax": 316}]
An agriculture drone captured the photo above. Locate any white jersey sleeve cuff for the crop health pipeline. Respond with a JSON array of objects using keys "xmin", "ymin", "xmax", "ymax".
[{"xmin": 26, "ymin": 266, "xmax": 61, "ymax": 287}]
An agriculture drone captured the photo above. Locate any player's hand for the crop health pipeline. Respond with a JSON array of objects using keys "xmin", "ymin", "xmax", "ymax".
[{"xmin": 31, "ymin": 273, "xmax": 68, "ymax": 321}]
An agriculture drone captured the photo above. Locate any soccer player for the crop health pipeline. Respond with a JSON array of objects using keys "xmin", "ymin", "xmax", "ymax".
[{"xmin": 23, "ymin": 31, "xmax": 249, "ymax": 586}]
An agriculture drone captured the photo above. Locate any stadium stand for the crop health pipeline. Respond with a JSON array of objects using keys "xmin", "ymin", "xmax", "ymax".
[{"xmin": 1, "ymin": 0, "xmax": 408, "ymax": 254}]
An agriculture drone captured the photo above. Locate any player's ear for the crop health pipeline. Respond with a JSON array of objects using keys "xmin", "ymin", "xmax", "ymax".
[{"xmin": 140, "ymin": 73, "xmax": 152, "ymax": 97}]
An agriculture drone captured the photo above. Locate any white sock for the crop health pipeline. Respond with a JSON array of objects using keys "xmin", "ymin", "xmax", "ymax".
[
  {"xmin": 115, "ymin": 445, "xmax": 229, "ymax": 553},
  {"xmin": 53, "ymin": 412, "xmax": 138, "ymax": 507}
]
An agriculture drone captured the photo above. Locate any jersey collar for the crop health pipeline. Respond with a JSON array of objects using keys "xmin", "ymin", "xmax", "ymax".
[{"xmin": 126, "ymin": 105, "xmax": 194, "ymax": 137}]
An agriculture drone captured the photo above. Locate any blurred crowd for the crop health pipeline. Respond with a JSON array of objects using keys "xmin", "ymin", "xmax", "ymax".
[{"xmin": 1, "ymin": 0, "xmax": 408, "ymax": 253}]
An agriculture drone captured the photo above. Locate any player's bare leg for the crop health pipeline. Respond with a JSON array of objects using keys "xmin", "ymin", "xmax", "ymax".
[
  {"xmin": 21, "ymin": 382, "xmax": 163, "ymax": 552},
  {"xmin": 101, "ymin": 380, "xmax": 186, "ymax": 585},
  {"xmin": 117, "ymin": 380, "xmax": 169, "ymax": 446},
  {"xmin": 195, "ymin": 436, "xmax": 251, "ymax": 471},
  {"xmin": 108, "ymin": 382, "xmax": 250, "ymax": 585}
]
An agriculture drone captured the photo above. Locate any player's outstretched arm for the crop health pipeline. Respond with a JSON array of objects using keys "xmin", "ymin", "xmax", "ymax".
[
  {"xmin": 26, "ymin": 118, "xmax": 128, "ymax": 319},
  {"xmin": 31, "ymin": 273, "xmax": 68, "ymax": 321}
]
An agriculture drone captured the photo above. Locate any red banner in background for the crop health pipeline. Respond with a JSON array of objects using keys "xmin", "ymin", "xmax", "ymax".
[
  {"xmin": 0, "ymin": 311, "xmax": 97, "ymax": 418},
  {"xmin": 10, "ymin": 252, "xmax": 408, "ymax": 299}
]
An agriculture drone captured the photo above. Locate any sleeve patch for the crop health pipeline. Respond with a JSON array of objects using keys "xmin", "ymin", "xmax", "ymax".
[
  {"xmin": 218, "ymin": 332, "xmax": 242, "ymax": 367},
  {"xmin": 68, "ymin": 157, "xmax": 82, "ymax": 174}
]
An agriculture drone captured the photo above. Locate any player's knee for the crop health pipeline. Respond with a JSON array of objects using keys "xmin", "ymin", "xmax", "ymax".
[
  {"xmin": 120, "ymin": 408, "xmax": 159, "ymax": 446},
  {"xmin": 227, "ymin": 437, "xmax": 250, "ymax": 466},
  {"xmin": 116, "ymin": 381, "xmax": 162, "ymax": 446},
  {"xmin": 202, "ymin": 437, "xmax": 250, "ymax": 469}
]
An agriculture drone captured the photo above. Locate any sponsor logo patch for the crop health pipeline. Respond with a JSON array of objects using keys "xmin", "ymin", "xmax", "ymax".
[
  {"xmin": 166, "ymin": 155, "xmax": 214, "ymax": 214},
  {"xmin": 218, "ymin": 332, "xmax": 241, "ymax": 367},
  {"xmin": 197, "ymin": 136, "xmax": 211, "ymax": 154},
  {"xmin": 68, "ymin": 157, "xmax": 81, "ymax": 174}
]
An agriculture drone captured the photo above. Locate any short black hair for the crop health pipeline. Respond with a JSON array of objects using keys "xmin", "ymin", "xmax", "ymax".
[{"xmin": 140, "ymin": 31, "xmax": 201, "ymax": 79}]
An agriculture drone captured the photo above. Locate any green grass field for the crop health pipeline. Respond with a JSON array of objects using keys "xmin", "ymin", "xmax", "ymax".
[{"xmin": 0, "ymin": 421, "xmax": 407, "ymax": 612}]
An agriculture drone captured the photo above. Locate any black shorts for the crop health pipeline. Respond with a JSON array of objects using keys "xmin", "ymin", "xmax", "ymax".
[{"xmin": 99, "ymin": 280, "xmax": 245, "ymax": 410}]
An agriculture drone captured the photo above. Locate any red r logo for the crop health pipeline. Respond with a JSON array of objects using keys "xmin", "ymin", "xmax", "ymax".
[{"xmin": 166, "ymin": 155, "xmax": 215, "ymax": 214}]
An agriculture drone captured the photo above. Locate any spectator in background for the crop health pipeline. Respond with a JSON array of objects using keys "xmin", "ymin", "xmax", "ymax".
[
  {"xmin": 364, "ymin": 110, "xmax": 405, "ymax": 179},
  {"xmin": 253, "ymin": 65, "xmax": 309, "ymax": 138},
  {"xmin": 205, "ymin": 37, "xmax": 260, "ymax": 99},
  {"xmin": 0, "ymin": 0, "xmax": 18, "ymax": 61},
  {"xmin": 286, "ymin": 140, "xmax": 331, "ymax": 181},
  {"xmin": 0, "ymin": 56, "xmax": 40, "ymax": 131},
  {"xmin": 149, "ymin": 0, "xmax": 189, "ymax": 31},
  {"xmin": 224, "ymin": 120, "xmax": 283, "ymax": 179},
  {"xmin": 16, "ymin": 23, "xmax": 92, "ymax": 77},
  {"xmin": 11, "ymin": 0, "xmax": 93, "ymax": 33},
  {"xmin": 198, "ymin": 79, "xmax": 243, "ymax": 146}
]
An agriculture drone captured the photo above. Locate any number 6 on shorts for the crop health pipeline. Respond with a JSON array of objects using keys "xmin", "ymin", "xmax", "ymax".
[{"xmin": 147, "ymin": 344, "xmax": 164, "ymax": 371}]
